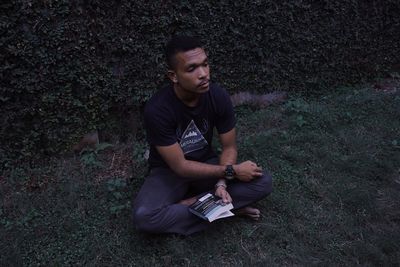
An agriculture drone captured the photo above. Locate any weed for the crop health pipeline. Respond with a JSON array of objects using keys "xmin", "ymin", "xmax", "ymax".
[
  {"xmin": 106, "ymin": 178, "xmax": 130, "ymax": 215},
  {"xmin": 79, "ymin": 143, "xmax": 113, "ymax": 169}
]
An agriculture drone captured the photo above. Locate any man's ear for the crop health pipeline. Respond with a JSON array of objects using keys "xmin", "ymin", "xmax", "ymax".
[{"xmin": 167, "ymin": 70, "xmax": 178, "ymax": 83}]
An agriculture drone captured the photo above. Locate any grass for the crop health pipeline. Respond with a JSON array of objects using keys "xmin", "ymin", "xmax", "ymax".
[{"xmin": 1, "ymin": 85, "xmax": 400, "ymax": 266}]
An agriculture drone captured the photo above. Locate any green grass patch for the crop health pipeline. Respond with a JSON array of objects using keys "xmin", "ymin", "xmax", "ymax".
[{"xmin": 1, "ymin": 86, "xmax": 400, "ymax": 266}]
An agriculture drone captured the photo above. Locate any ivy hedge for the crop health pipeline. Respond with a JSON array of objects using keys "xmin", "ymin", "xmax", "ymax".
[{"xmin": 1, "ymin": 0, "xmax": 400, "ymax": 166}]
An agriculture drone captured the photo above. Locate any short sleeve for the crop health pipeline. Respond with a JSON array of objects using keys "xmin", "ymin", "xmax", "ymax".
[{"xmin": 214, "ymin": 86, "xmax": 236, "ymax": 134}]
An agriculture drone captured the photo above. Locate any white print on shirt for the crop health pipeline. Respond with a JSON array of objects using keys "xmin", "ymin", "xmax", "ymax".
[
  {"xmin": 184, "ymin": 131, "xmax": 198, "ymax": 138},
  {"xmin": 179, "ymin": 120, "xmax": 208, "ymax": 154}
]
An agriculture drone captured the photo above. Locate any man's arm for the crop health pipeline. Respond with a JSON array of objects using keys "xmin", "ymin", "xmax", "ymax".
[
  {"xmin": 218, "ymin": 128, "xmax": 237, "ymax": 166},
  {"xmin": 214, "ymin": 128, "xmax": 237, "ymax": 202},
  {"xmin": 156, "ymin": 127, "xmax": 262, "ymax": 181},
  {"xmin": 156, "ymin": 143, "xmax": 225, "ymax": 179},
  {"xmin": 218, "ymin": 128, "xmax": 263, "ymax": 181},
  {"xmin": 156, "ymin": 128, "xmax": 237, "ymax": 180}
]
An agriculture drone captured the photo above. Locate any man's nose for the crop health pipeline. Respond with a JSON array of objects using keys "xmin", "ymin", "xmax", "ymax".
[{"xmin": 198, "ymin": 66, "xmax": 208, "ymax": 79}]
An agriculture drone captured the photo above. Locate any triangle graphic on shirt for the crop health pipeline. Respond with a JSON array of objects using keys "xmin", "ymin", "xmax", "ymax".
[{"xmin": 179, "ymin": 120, "xmax": 208, "ymax": 155}]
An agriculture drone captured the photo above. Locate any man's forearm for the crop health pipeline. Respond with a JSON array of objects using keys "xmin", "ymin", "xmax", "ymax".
[
  {"xmin": 173, "ymin": 147, "xmax": 237, "ymax": 179},
  {"xmin": 215, "ymin": 146, "xmax": 238, "ymax": 187},
  {"xmin": 175, "ymin": 159, "xmax": 226, "ymax": 180},
  {"xmin": 219, "ymin": 146, "xmax": 237, "ymax": 166}
]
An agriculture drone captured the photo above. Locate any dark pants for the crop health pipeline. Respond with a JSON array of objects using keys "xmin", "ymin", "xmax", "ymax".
[{"xmin": 132, "ymin": 158, "xmax": 273, "ymax": 235}]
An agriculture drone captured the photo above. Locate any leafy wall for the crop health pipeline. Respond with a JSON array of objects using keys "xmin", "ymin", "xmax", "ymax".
[{"xmin": 1, "ymin": 0, "xmax": 400, "ymax": 165}]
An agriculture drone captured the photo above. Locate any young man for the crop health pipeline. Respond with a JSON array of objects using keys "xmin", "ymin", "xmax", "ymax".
[{"xmin": 132, "ymin": 36, "xmax": 272, "ymax": 235}]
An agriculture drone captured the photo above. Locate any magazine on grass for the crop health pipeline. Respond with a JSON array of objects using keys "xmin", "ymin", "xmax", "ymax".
[{"xmin": 188, "ymin": 193, "xmax": 234, "ymax": 222}]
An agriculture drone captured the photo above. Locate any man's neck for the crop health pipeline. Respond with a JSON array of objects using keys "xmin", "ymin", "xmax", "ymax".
[{"xmin": 173, "ymin": 84, "xmax": 200, "ymax": 107}]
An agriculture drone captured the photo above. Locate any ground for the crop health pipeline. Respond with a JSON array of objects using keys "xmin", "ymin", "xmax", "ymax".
[{"xmin": 1, "ymin": 82, "xmax": 400, "ymax": 266}]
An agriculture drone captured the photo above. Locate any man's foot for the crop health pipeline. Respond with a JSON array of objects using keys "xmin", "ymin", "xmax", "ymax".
[
  {"xmin": 179, "ymin": 196, "xmax": 197, "ymax": 206},
  {"xmin": 234, "ymin": 206, "xmax": 261, "ymax": 221}
]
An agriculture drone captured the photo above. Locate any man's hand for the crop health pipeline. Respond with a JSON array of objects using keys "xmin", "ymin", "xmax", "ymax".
[
  {"xmin": 234, "ymin": 160, "xmax": 263, "ymax": 182},
  {"xmin": 215, "ymin": 185, "xmax": 232, "ymax": 204}
]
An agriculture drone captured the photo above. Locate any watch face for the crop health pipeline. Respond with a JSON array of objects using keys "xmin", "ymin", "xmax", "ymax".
[{"xmin": 225, "ymin": 165, "xmax": 235, "ymax": 179}]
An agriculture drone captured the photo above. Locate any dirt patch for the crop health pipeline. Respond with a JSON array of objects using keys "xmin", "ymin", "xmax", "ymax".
[{"xmin": 93, "ymin": 146, "xmax": 134, "ymax": 183}]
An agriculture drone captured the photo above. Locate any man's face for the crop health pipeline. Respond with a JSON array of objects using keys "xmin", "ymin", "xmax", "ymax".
[{"xmin": 168, "ymin": 48, "xmax": 210, "ymax": 94}]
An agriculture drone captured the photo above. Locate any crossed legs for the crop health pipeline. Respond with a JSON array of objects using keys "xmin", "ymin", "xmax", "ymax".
[{"xmin": 132, "ymin": 160, "xmax": 272, "ymax": 235}]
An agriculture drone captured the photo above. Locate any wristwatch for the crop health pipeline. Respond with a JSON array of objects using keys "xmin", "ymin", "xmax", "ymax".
[{"xmin": 224, "ymin": 165, "xmax": 236, "ymax": 180}]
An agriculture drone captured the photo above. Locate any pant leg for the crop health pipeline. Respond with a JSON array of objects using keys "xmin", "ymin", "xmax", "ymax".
[
  {"xmin": 132, "ymin": 167, "xmax": 210, "ymax": 235},
  {"xmin": 227, "ymin": 170, "xmax": 273, "ymax": 210}
]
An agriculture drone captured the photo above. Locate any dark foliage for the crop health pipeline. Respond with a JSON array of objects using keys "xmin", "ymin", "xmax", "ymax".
[{"xmin": 1, "ymin": 0, "xmax": 400, "ymax": 165}]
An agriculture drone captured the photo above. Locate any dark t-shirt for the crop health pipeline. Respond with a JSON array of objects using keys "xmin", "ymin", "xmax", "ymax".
[{"xmin": 144, "ymin": 83, "xmax": 236, "ymax": 169}]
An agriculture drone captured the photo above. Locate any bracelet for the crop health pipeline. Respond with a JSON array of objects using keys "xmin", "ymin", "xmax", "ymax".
[{"xmin": 215, "ymin": 182, "xmax": 227, "ymax": 189}]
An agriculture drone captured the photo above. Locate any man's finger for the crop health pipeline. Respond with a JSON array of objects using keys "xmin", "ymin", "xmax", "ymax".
[
  {"xmin": 253, "ymin": 171, "xmax": 263, "ymax": 177},
  {"xmin": 222, "ymin": 192, "xmax": 230, "ymax": 203},
  {"xmin": 223, "ymin": 195, "xmax": 229, "ymax": 203}
]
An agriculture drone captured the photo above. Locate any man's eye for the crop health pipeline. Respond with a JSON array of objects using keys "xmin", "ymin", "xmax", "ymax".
[
  {"xmin": 187, "ymin": 67, "xmax": 195, "ymax": 72},
  {"xmin": 203, "ymin": 62, "xmax": 209, "ymax": 67}
]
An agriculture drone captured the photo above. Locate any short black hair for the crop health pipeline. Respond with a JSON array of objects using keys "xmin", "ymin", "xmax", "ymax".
[{"xmin": 165, "ymin": 35, "xmax": 203, "ymax": 70}]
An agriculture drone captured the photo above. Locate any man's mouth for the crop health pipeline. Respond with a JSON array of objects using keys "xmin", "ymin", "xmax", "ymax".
[{"xmin": 198, "ymin": 80, "xmax": 209, "ymax": 88}]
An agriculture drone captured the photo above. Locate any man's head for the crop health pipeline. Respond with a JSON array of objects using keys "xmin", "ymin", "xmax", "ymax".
[
  {"xmin": 165, "ymin": 35, "xmax": 210, "ymax": 94},
  {"xmin": 165, "ymin": 36, "xmax": 203, "ymax": 70}
]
